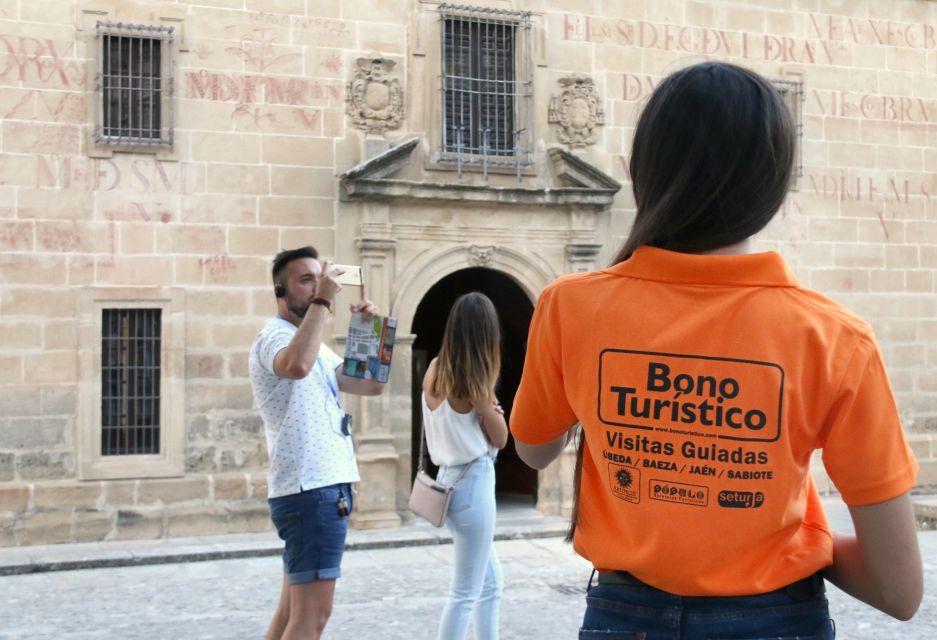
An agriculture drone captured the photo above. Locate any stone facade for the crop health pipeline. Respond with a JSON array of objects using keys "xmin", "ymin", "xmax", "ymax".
[{"xmin": 0, "ymin": 0, "xmax": 936, "ymax": 546}]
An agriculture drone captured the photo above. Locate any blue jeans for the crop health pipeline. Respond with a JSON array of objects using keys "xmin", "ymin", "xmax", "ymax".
[
  {"xmin": 580, "ymin": 571, "xmax": 835, "ymax": 639},
  {"xmin": 437, "ymin": 455, "xmax": 503, "ymax": 640}
]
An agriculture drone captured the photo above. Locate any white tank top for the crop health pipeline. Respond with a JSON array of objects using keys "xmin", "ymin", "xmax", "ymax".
[{"xmin": 421, "ymin": 393, "xmax": 497, "ymax": 466}]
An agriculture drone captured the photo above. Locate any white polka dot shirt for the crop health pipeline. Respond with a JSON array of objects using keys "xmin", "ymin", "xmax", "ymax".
[{"xmin": 249, "ymin": 317, "xmax": 359, "ymax": 499}]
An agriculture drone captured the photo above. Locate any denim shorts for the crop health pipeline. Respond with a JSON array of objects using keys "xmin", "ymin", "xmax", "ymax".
[
  {"xmin": 268, "ymin": 483, "xmax": 353, "ymax": 585},
  {"xmin": 580, "ymin": 570, "xmax": 835, "ymax": 640}
]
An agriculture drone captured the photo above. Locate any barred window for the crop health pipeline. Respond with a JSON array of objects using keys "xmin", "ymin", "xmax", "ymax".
[
  {"xmin": 101, "ymin": 309, "xmax": 161, "ymax": 456},
  {"xmin": 439, "ymin": 4, "xmax": 532, "ymax": 177},
  {"xmin": 95, "ymin": 21, "xmax": 174, "ymax": 147},
  {"xmin": 772, "ymin": 79, "xmax": 804, "ymax": 184}
]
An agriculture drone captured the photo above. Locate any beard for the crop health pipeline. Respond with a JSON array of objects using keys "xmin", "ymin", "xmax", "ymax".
[{"xmin": 287, "ymin": 298, "xmax": 310, "ymax": 319}]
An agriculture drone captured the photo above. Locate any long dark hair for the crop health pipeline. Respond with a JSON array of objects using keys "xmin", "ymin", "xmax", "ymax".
[
  {"xmin": 433, "ymin": 292, "xmax": 501, "ymax": 403},
  {"xmin": 567, "ymin": 62, "xmax": 796, "ymax": 542},
  {"xmin": 614, "ymin": 62, "xmax": 795, "ymax": 263}
]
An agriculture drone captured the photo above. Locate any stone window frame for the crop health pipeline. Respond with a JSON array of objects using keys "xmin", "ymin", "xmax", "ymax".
[
  {"xmin": 80, "ymin": 4, "xmax": 185, "ymax": 161},
  {"xmin": 94, "ymin": 21, "xmax": 175, "ymax": 149},
  {"xmin": 414, "ymin": 1, "xmax": 542, "ymax": 179},
  {"xmin": 78, "ymin": 288, "xmax": 186, "ymax": 480}
]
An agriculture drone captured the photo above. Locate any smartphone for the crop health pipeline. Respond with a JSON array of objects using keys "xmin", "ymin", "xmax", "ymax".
[{"xmin": 333, "ymin": 264, "xmax": 363, "ymax": 286}]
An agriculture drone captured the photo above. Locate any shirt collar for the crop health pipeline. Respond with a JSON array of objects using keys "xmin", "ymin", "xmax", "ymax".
[{"xmin": 604, "ymin": 245, "xmax": 801, "ymax": 287}]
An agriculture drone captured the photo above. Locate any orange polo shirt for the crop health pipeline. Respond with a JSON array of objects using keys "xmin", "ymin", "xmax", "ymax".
[{"xmin": 511, "ymin": 246, "xmax": 918, "ymax": 596}]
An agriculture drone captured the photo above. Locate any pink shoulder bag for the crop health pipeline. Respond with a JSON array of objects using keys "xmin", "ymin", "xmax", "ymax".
[{"xmin": 408, "ymin": 419, "xmax": 473, "ymax": 527}]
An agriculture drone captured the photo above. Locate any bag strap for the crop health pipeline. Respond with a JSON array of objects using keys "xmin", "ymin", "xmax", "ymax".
[
  {"xmin": 417, "ymin": 408, "xmax": 431, "ymax": 473},
  {"xmin": 448, "ymin": 457, "xmax": 475, "ymax": 487}
]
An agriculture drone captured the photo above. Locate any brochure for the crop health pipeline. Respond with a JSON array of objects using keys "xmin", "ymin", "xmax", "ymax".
[{"xmin": 343, "ymin": 312, "xmax": 397, "ymax": 383}]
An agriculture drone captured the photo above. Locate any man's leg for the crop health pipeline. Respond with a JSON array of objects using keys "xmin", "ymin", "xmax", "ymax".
[
  {"xmin": 281, "ymin": 579, "xmax": 337, "ymax": 640},
  {"xmin": 269, "ymin": 484, "xmax": 349, "ymax": 639},
  {"xmin": 266, "ymin": 573, "xmax": 291, "ymax": 640}
]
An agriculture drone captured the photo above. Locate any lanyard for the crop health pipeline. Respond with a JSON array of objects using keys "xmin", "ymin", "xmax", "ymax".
[{"xmin": 316, "ymin": 356, "xmax": 341, "ymax": 407}]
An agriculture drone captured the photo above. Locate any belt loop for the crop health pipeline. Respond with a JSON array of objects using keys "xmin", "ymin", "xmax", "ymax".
[{"xmin": 586, "ymin": 568, "xmax": 596, "ymax": 593}]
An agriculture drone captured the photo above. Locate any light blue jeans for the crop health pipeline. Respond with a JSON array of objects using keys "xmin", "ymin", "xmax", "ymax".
[{"xmin": 436, "ymin": 455, "xmax": 503, "ymax": 640}]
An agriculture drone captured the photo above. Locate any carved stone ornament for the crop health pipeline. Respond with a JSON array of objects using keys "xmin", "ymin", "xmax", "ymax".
[
  {"xmin": 467, "ymin": 245, "xmax": 496, "ymax": 268},
  {"xmin": 548, "ymin": 75, "xmax": 605, "ymax": 148},
  {"xmin": 346, "ymin": 57, "xmax": 405, "ymax": 134}
]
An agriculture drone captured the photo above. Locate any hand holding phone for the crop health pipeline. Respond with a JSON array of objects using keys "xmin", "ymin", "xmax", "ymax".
[{"xmin": 332, "ymin": 265, "xmax": 363, "ymax": 286}]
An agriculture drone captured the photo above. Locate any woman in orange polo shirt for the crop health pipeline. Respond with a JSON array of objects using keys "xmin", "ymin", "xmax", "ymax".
[{"xmin": 511, "ymin": 61, "xmax": 922, "ymax": 639}]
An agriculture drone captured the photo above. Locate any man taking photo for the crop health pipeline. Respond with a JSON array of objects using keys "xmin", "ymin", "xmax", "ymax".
[{"xmin": 249, "ymin": 246, "xmax": 385, "ymax": 640}]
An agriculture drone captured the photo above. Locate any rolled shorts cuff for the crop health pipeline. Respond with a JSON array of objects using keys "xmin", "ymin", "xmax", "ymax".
[{"xmin": 288, "ymin": 566, "xmax": 342, "ymax": 585}]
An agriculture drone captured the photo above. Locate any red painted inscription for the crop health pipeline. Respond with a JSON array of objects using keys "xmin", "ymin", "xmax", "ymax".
[{"xmin": 0, "ymin": 34, "xmax": 84, "ymax": 87}]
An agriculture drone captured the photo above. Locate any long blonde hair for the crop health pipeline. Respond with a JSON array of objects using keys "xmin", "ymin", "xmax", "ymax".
[{"xmin": 431, "ymin": 292, "xmax": 501, "ymax": 402}]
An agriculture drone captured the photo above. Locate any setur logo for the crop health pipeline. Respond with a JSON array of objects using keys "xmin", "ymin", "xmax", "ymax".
[
  {"xmin": 717, "ymin": 490, "xmax": 765, "ymax": 509},
  {"xmin": 607, "ymin": 463, "xmax": 640, "ymax": 504}
]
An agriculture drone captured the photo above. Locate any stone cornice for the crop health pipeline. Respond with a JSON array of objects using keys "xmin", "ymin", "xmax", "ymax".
[
  {"xmin": 548, "ymin": 147, "xmax": 622, "ymax": 190},
  {"xmin": 338, "ymin": 138, "xmax": 621, "ymax": 208}
]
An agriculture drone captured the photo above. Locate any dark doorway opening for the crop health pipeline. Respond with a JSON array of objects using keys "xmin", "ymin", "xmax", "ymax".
[{"xmin": 411, "ymin": 267, "xmax": 536, "ymax": 502}]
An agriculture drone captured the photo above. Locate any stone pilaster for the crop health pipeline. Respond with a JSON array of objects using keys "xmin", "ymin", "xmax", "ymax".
[
  {"xmin": 387, "ymin": 334, "xmax": 416, "ymax": 512},
  {"xmin": 341, "ymin": 233, "xmax": 401, "ymax": 528},
  {"xmin": 565, "ymin": 242, "xmax": 603, "ymax": 273}
]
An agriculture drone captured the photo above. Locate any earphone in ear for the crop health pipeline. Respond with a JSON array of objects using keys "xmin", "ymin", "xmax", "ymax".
[{"xmin": 274, "ymin": 284, "xmax": 286, "ymax": 298}]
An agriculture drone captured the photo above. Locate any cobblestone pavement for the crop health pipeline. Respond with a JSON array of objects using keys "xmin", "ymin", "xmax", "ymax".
[{"xmin": 1, "ymin": 530, "xmax": 936, "ymax": 639}]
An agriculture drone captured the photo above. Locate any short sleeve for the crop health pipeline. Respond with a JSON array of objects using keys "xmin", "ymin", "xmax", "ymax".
[
  {"xmin": 820, "ymin": 337, "xmax": 919, "ymax": 506},
  {"xmin": 511, "ymin": 283, "xmax": 578, "ymax": 445},
  {"xmin": 256, "ymin": 329, "xmax": 292, "ymax": 374}
]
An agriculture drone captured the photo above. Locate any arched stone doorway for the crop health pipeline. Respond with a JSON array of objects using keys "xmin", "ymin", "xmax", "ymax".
[{"xmin": 410, "ymin": 267, "xmax": 536, "ymax": 503}]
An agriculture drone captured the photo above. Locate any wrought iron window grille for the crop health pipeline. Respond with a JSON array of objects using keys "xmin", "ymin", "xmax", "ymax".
[
  {"xmin": 772, "ymin": 79, "xmax": 805, "ymax": 183},
  {"xmin": 94, "ymin": 21, "xmax": 174, "ymax": 147},
  {"xmin": 438, "ymin": 3, "xmax": 533, "ymax": 181},
  {"xmin": 101, "ymin": 309, "xmax": 162, "ymax": 456}
]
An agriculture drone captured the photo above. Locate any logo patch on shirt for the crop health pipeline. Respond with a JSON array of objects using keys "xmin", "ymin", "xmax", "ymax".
[
  {"xmin": 607, "ymin": 463, "xmax": 640, "ymax": 503},
  {"xmin": 598, "ymin": 350, "xmax": 784, "ymax": 443},
  {"xmin": 649, "ymin": 479, "xmax": 709, "ymax": 507},
  {"xmin": 717, "ymin": 490, "xmax": 765, "ymax": 508}
]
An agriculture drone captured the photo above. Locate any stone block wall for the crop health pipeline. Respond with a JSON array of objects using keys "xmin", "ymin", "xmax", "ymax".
[{"xmin": 0, "ymin": 473, "xmax": 271, "ymax": 546}]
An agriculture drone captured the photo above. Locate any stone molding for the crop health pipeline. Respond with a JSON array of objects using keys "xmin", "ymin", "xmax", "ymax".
[
  {"xmin": 339, "ymin": 138, "xmax": 621, "ymax": 207},
  {"xmin": 391, "ymin": 244, "xmax": 557, "ymax": 324},
  {"xmin": 566, "ymin": 242, "xmax": 604, "ymax": 272}
]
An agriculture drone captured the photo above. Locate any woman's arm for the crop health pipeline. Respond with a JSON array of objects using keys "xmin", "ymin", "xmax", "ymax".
[
  {"xmin": 823, "ymin": 492, "xmax": 923, "ymax": 620},
  {"xmin": 514, "ymin": 427, "xmax": 576, "ymax": 469},
  {"xmin": 472, "ymin": 398, "xmax": 508, "ymax": 449},
  {"xmin": 422, "ymin": 357, "xmax": 438, "ymax": 396}
]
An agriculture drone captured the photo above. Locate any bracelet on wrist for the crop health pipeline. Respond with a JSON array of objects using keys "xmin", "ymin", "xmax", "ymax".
[{"xmin": 310, "ymin": 297, "xmax": 333, "ymax": 313}]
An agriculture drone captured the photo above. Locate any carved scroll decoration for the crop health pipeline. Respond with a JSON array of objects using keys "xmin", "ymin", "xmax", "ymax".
[
  {"xmin": 548, "ymin": 75, "xmax": 605, "ymax": 148},
  {"xmin": 346, "ymin": 58, "xmax": 405, "ymax": 134}
]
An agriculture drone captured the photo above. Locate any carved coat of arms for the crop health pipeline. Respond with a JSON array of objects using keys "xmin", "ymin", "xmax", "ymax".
[
  {"xmin": 345, "ymin": 58, "xmax": 404, "ymax": 134},
  {"xmin": 548, "ymin": 75, "xmax": 605, "ymax": 148}
]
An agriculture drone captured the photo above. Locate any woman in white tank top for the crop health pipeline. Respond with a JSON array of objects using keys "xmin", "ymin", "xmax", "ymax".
[{"xmin": 422, "ymin": 292, "xmax": 508, "ymax": 640}]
